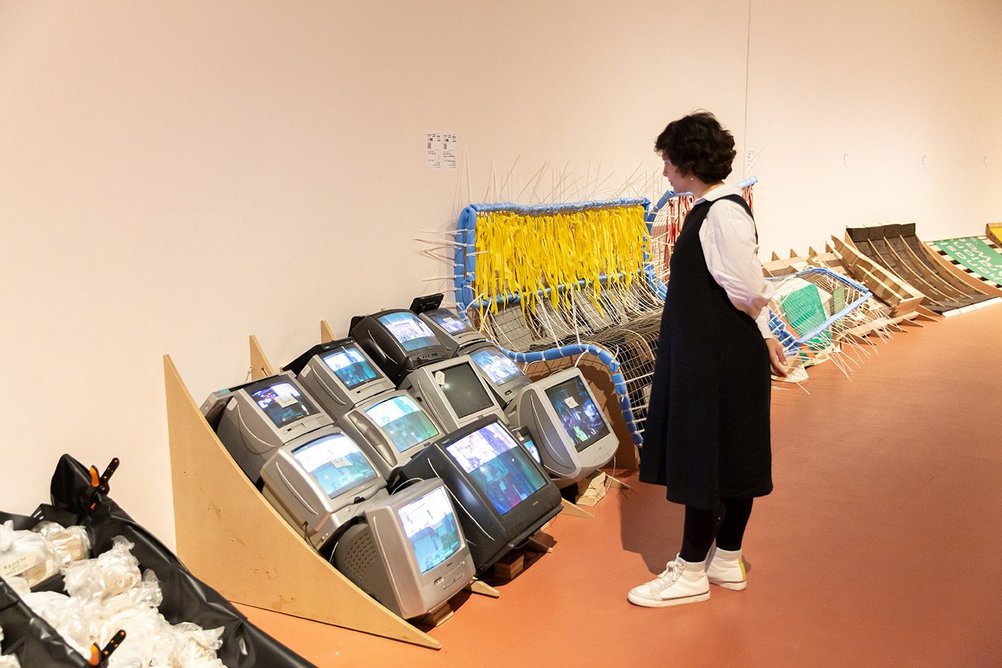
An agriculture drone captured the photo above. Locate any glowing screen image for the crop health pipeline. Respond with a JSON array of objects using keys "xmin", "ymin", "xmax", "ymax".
[
  {"xmin": 445, "ymin": 422, "xmax": 547, "ymax": 515},
  {"xmin": 521, "ymin": 437, "xmax": 542, "ymax": 465},
  {"xmin": 322, "ymin": 346, "xmax": 379, "ymax": 389},
  {"xmin": 292, "ymin": 434, "xmax": 378, "ymax": 499},
  {"xmin": 250, "ymin": 382, "xmax": 317, "ymax": 428},
  {"xmin": 377, "ymin": 312, "xmax": 440, "ymax": 353},
  {"xmin": 398, "ymin": 486, "xmax": 462, "ymax": 574},
  {"xmin": 430, "ymin": 311, "xmax": 473, "ymax": 334},
  {"xmin": 544, "ymin": 377, "xmax": 610, "ymax": 452},
  {"xmin": 364, "ymin": 395, "xmax": 440, "ymax": 453},
  {"xmin": 470, "ymin": 347, "xmax": 524, "ymax": 386},
  {"xmin": 441, "ymin": 363, "xmax": 494, "ymax": 418}
]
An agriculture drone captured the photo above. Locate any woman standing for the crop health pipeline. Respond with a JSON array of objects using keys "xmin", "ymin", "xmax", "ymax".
[{"xmin": 629, "ymin": 111, "xmax": 787, "ymax": 608}]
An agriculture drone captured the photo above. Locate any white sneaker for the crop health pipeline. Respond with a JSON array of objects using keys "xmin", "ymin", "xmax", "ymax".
[
  {"xmin": 627, "ymin": 556, "xmax": 710, "ymax": 607},
  {"xmin": 706, "ymin": 547, "xmax": 747, "ymax": 590}
]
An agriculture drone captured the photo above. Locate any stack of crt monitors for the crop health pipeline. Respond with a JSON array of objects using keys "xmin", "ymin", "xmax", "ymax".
[
  {"xmin": 349, "ymin": 307, "xmax": 562, "ymax": 573},
  {"xmin": 284, "ymin": 339, "xmax": 443, "ymax": 479},
  {"xmin": 393, "ymin": 417, "xmax": 561, "ymax": 572},
  {"xmin": 203, "ymin": 371, "xmax": 474, "ymax": 619},
  {"xmin": 410, "ymin": 295, "xmax": 620, "ymax": 488},
  {"xmin": 350, "ymin": 308, "xmax": 508, "ymax": 433}
]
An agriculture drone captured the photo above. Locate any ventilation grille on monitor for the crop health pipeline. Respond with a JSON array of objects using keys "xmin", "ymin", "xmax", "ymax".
[{"xmin": 340, "ymin": 528, "xmax": 379, "ymax": 581}]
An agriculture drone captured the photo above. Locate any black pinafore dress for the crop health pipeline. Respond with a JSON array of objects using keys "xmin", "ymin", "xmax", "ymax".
[{"xmin": 638, "ymin": 194, "xmax": 773, "ymax": 509}]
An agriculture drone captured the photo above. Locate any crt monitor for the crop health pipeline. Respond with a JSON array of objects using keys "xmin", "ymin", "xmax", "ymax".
[
  {"xmin": 349, "ymin": 309, "xmax": 451, "ymax": 384},
  {"xmin": 333, "ymin": 478, "xmax": 475, "ymax": 619},
  {"xmin": 418, "ymin": 307, "xmax": 486, "ymax": 355},
  {"xmin": 338, "ymin": 391, "xmax": 442, "ymax": 479},
  {"xmin": 511, "ymin": 426, "xmax": 543, "ymax": 466},
  {"xmin": 209, "ymin": 372, "xmax": 336, "ymax": 482},
  {"xmin": 398, "ymin": 355, "xmax": 508, "ymax": 433},
  {"xmin": 286, "ymin": 338, "xmax": 395, "ymax": 419},
  {"xmin": 260, "ymin": 430, "xmax": 388, "ymax": 551},
  {"xmin": 466, "ymin": 343, "xmax": 531, "ymax": 407},
  {"xmin": 395, "ymin": 417, "xmax": 561, "ymax": 573},
  {"xmin": 504, "ymin": 368, "xmax": 617, "ymax": 485}
]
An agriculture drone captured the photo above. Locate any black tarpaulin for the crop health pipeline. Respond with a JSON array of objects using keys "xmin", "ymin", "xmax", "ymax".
[{"xmin": 0, "ymin": 454, "xmax": 316, "ymax": 668}]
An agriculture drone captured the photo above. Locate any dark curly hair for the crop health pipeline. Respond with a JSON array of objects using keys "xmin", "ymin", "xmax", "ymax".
[{"xmin": 654, "ymin": 111, "xmax": 736, "ymax": 183}]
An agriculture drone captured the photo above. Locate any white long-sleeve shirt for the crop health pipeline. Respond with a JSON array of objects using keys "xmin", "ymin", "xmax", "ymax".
[{"xmin": 694, "ymin": 184, "xmax": 775, "ymax": 339}]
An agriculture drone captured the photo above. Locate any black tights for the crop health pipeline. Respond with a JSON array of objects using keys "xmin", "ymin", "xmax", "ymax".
[{"xmin": 678, "ymin": 498, "xmax": 754, "ymax": 563}]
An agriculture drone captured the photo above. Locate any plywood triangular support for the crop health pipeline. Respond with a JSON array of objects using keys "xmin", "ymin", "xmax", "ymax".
[
  {"xmin": 249, "ymin": 335, "xmax": 275, "ymax": 380},
  {"xmin": 320, "ymin": 320, "xmax": 336, "ymax": 344},
  {"xmin": 163, "ymin": 354, "xmax": 439, "ymax": 650},
  {"xmin": 559, "ymin": 498, "xmax": 594, "ymax": 519}
]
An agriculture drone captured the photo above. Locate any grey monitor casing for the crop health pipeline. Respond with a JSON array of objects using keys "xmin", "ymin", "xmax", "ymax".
[
  {"xmin": 295, "ymin": 344, "xmax": 396, "ymax": 421},
  {"xmin": 462, "ymin": 341, "xmax": 532, "ymax": 408},
  {"xmin": 398, "ymin": 355, "xmax": 508, "ymax": 433},
  {"xmin": 259, "ymin": 430, "xmax": 389, "ymax": 550},
  {"xmin": 212, "ymin": 372, "xmax": 336, "ymax": 482},
  {"xmin": 504, "ymin": 367, "xmax": 618, "ymax": 486},
  {"xmin": 333, "ymin": 478, "xmax": 475, "ymax": 620},
  {"xmin": 349, "ymin": 309, "xmax": 451, "ymax": 385},
  {"xmin": 418, "ymin": 308, "xmax": 487, "ymax": 356},
  {"xmin": 396, "ymin": 417, "xmax": 563, "ymax": 573},
  {"xmin": 337, "ymin": 390, "xmax": 443, "ymax": 479}
]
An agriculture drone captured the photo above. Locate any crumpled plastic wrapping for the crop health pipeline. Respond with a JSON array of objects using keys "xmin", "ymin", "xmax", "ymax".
[
  {"xmin": 63, "ymin": 536, "xmax": 140, "ymax": 601},
  {"xmin": 0, "ymin": 520, "xmax": 90, "ymax": 589},
  {"xmin": 33, "ymin": 523, "xmax": 90, "ymax": 568},
  {"xmin": 1, "ymin": 454, "xmax": 313, "ymax": 667},
  {"xmin": 17, "ymin": 537, "xmax": 227, "ymax": 667},
  {"xmin": 0, "ymin": 521, "xmax": 59, "ymax": 588}
]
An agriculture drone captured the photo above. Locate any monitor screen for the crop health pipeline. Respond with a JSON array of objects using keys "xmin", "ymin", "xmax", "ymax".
[
  {"xmin": 364, "ymin": 395, "xmax": 440, "ymax": 453},
  {"xmin": 445, "ymin": 422, "xmax": 548, "ymax": 515},
  {"xmin": 377, "ymin": 312, "xmax": 440, "ymax": 353},
  {"xmin": 469, "ymin": 347, "xmax": 524, "ymax": 387},
  {"xmin": 397, "ymin": 485, "xmax": 463, "ymax": 574},
  {"xmin": 440, "ymin": 363, "xmax": 494, "ymax": 419},
  {"xmin": 249, "ymin": 382, "xmax": 318, "ymax": 428},
  {"xmin": 321, "ymin": 346, "xmax": 380, "ymax": 390},
  {"xmin": 544, "ymin": 377, "xmax": 611, "ymax": 452},
  {"xmin": 292, "ymin": 434, "xmax": 378, "ymax": 499},
  {"xmin": 521, "ymin": 436, "xmax": 542, "ymax": 465},
  {"xmin": 429, "ymin": 311, "xmax": 474, "ymax": 335}
]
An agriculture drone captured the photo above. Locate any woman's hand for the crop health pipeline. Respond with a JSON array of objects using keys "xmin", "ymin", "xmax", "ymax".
[{"xmin": 765, "ymin": 337, "xmax": 788, "ymax": 377}]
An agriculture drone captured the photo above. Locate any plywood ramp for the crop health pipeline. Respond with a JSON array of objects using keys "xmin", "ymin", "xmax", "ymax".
[
  {"xmin": 162, "ymin": 354, "xmax": 439, "ymax": 650},
  {"xmin": 249, "ymin": 334, "xmax": 276, "ymax": 380},
  {"xmin": 320, "ymin": 320, "xmax": 336, "ymax": 344},
  {"xmin": 832, "ymin": 235, "xmax": 926, "ymax": 314}
]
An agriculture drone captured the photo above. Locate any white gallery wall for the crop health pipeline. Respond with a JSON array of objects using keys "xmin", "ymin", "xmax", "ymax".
[{"xmin": 2, "ymin": 0, "xmax": 1000, "ymax": 547}]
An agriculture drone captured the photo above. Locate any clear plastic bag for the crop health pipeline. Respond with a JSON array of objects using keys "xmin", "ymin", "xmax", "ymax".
[
  {"xmin": 22, "ymin": 589, "xmax": 97, "ymax": 658},
  {"xmin": 32, "ymin": 522, "xmax": 90, "ymax": 568},
  {"xmin": 0, "ymin": 521, "xmax": 59, "ymax": 587},
  {"xmin": 1, "ymin": 574, "xmax": 31, "ymax": 599},
  {"xmin": 169, "ymin": 622, "xmax": 226, "ymax": 666},
  {"xmin": 18, "ymin": 538, "xmax": 227, "ymax": 667},
  {"xmin": 63, "ymin": 536, "xmax": 140, "ymax": 601}
]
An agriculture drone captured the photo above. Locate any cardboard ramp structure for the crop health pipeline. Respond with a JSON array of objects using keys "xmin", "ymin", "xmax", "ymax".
[
  {"xmin": 928, "ymin": 235, "xmax": 1002, "ymax": 290},
  {"xmin": 842, "ymin": 224, "xmax": 1002, "ymax": 315}
]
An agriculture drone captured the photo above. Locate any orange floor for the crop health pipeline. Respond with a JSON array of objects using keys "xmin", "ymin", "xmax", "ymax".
[{"xmin": 237, "ymin": 305, "xmax": 1002, "ymax": 667}]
